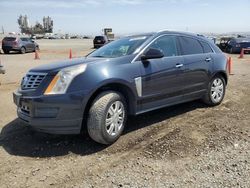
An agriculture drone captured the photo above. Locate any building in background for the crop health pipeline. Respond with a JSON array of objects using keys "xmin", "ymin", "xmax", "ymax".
[{"xmin": 17, "ymin": 15, "xmax": 53, "ymax": 34}]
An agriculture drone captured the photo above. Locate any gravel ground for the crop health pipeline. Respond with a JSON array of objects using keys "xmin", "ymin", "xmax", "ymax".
[{"xmin": 0, "ymin": 39, "xmax": 249, "ymax": 187}]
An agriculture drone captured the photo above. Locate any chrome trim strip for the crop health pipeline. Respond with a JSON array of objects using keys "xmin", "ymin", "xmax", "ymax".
[
  {"xmin": 131, "ymin": 34, "xmax": 182, "ymax": 63},
  {"xmin": 131, "ymin": 33, "xmax": 216, "ymax": 63},
  {"xmin": 27, "ymin": 72, "xmax": 47, "ymax": 76},
  {"xmin": 131, "ymin": 34, "xmax": 169, "ymax": 63},
  {"xmin": 134, "ymin": 77, "xmax": 142, "ymax": 97}
]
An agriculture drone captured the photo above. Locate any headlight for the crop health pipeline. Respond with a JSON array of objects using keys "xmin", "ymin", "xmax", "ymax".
[{"xmin": 44, "ymin": 64, "xmax": 87, "ymax": 95}]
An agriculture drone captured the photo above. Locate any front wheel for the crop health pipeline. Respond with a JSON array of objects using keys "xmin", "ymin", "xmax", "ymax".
[
  {"xmin": 87, "ymin": 91, "xmax": 127, "ymax": 145},
  {"xmin": 20, "ymin": 47, "xmax": 26, "ymax": 54},
  {"xmin": 202, "ymin": 76, "xmax": 226, "ymax": 106},
  {"xmin": 229, "ymin": 47, "xmax": 234, "ymax": 54}
]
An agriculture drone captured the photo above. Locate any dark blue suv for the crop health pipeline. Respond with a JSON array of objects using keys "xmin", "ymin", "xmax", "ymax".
[
  {"xmin": 13, "ymin": 31, "xmax": 228, "ymax": 144},
  {"xmin": 226, "ymin": 38, "xmax": 250, "ymax": 54}
]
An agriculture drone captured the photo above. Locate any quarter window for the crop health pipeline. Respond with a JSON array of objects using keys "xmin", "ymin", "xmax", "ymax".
[
  {"xmin": 179, "ymin": 37, "xmax": 203, "ymax": 55},
  {"xmin": 149, "ymin": 36, "xmax": 178, "ymax": 57}
]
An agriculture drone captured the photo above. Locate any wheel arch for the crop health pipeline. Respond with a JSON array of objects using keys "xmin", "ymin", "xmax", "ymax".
[
  {"xmin": 81, "ymin": 81, "xmax": 137, "ymax": 132},
  {"xmin": 212, "ymin": 71, "xmax": 228, "ymax": 85}
]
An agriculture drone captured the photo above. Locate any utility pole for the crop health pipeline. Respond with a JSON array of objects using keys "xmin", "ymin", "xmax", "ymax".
[{"xmin": 1, "ymin": 26, "xmax": 4, "ymax": 34}]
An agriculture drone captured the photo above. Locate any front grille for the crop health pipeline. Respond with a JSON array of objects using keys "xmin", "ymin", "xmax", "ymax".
[{"xmin": 21, "ymin": 72, "xmax": 46, "ymax": 90}]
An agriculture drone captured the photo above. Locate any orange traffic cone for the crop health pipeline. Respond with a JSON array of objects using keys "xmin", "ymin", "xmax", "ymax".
[
  {"xmin": 34, "ymin": 50, "xmax": 40, "ymax": 60},
  {"xmin": 239, "ymin": 48, "xmax": 244, "ymax": 58},
  {"xmin": 228, "ymin": 57, "xmax": 233, "ymax": 75},
  {"xmin": 69, "ymin": 49, "xmax": 72, "ymax": 59}
]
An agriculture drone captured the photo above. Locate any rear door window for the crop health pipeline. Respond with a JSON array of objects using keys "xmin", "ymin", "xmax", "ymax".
[
  {"xmin": 149, "ymin": 35, "xmax": 178, "ymax": 57},
  {"xmin": 179, "ymin": 36, "xmax": 203, "ymax": 55},
  {"xmin": 200, "ymin": 41, "xmax": 213, "ymax": 53}
]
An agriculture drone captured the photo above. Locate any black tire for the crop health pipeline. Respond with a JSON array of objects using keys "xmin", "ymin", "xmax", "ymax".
[
  {"xmin": 202, "ymin": 75, "xmax": 226, "ymax": 106},
  {"xmin": 229, "ymin": 48, "xmax": 234, "ymax": 54},
  {"xmin": 20, "ymin": 47, "xmax": 26, "ymax": 54},
  {"xmin": 87, "ymin": 91, "xmax": 127, "ymax": 145},
  {"xmin": 3, "ymin": 50, "xmax": 9, "ymax": 54}
]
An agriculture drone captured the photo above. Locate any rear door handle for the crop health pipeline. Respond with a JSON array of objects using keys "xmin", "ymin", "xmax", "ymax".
[
  {"xmin": 205, "ymin": 57, "xmax": 212, "ymax": 62},
  {"xmin": 176, "ymin": 64, "xmax": 183, "ymax": 68}
]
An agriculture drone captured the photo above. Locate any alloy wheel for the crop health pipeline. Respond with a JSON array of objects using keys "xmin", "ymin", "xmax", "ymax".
[
  {"xmin": 105, "ymin": 101, "xmax": 125, "ymax": 136},
  {"xmin": 211, "ymin": 78, "xmax": 224, "ymax": 103}
]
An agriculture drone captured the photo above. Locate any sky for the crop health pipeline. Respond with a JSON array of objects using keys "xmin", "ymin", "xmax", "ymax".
[{"xmin": 0, "ymin": 0, "xmax": 250, "ymax": 36}]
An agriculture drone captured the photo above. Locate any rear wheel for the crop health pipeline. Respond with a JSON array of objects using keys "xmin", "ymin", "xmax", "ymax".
[
  {"xmin": 87, "ymin": 91, "xmax": 127, "ymax": 145},
  {"xmin": 202, "ymin": 76, "xmax": 226, "ymax": 106},
  {"xmin": 3, "ymin": 50, "xmax": 9, "ymax": 54},
  {"xmin": 20, "ymin": 47, "xmax": 26, "ymax": 54}
]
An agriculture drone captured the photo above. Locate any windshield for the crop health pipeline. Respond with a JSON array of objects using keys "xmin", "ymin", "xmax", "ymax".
[{"xmin": 88, "ymin": 35, "xmax": 151, "ymax": 58}]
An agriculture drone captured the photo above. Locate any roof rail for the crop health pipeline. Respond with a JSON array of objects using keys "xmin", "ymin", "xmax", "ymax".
[
  {"xmin": 157, "ymin": 29, "xmax": 169, "ymax": 33},
  {"xmin": 197, "ymin": 34, "xmax": 205, "ymax": 37}
]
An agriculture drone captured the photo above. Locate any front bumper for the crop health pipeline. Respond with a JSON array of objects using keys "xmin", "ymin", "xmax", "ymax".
[
  {"xmin": 13, "ymin": 90, "xmax": 88, "ymax": 134},
  {"xmin": 93, "ymin": 43, "xmax": 105, "ymax": 47}
]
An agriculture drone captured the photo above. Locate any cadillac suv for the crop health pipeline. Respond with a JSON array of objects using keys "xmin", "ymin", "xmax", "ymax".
[{"xmin": 13, "ymin": 31, "xmax": 228, "ymax": 144}]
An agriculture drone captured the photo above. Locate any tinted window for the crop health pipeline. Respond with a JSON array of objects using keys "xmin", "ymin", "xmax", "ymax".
[
  {"xmin": 3, "ymin": 37, "xmax": 16, "ymax": 41},
  {"xmin": 179, "ymin": 37, "xmax": 203, "ymax": 55},
  {"xmin": 149, "ymin": 35, "xmax": 178, "ymax": 57},
  {"xmin": 20, "ymin": 38, "xmax": 29, "ymax": 42},
  {"xmin": 200, "ymin": 41, "xmax": 213, "ymax": 53},
  {"xmin": 95, "ymin": 36, "xmax": 105, "ymax": 40}
]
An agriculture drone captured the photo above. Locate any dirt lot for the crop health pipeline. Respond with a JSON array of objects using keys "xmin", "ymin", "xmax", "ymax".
[{"xmin": 0, "ymin": 39, "xmax": 249, "ymax": 188}]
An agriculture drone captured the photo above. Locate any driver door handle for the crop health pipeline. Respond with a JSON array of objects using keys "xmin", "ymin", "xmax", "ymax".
[
  {"xmin": 205, "ymin": 57, "xmax": 212, "ymax": 62},
  {"xmin": 176, "ymin": 64, "xmax": 184, "ymax": 68}
]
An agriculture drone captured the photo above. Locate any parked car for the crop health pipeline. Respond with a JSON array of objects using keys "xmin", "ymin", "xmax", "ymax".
[
  {"xmin": 93, "ymin": 35, "xmax": 108, "ymax": 48},
  {"xmin": 226, "ymin": 38, "xmax": 250, "ymax": 54},
  {"xmin": 2, "ymin": 36, "xmax": 39, "ymax": 54},
  {"xmin": 13, "ymin": 31, "xmax": 228, "ymax": 145},
  {"xmin": 218, "ymin": 37, "xmax": 233, "ymax": 52}
]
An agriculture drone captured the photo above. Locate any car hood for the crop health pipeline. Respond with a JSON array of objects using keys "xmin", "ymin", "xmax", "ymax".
[{"xmin": 29, "ymin": 57, "xmax": 108, "ymax": 75}]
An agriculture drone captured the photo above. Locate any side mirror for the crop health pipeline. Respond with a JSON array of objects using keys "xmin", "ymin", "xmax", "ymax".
[{"xmin": 141, "ymin": 48, "xmax": 164, "ymax": 61}]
